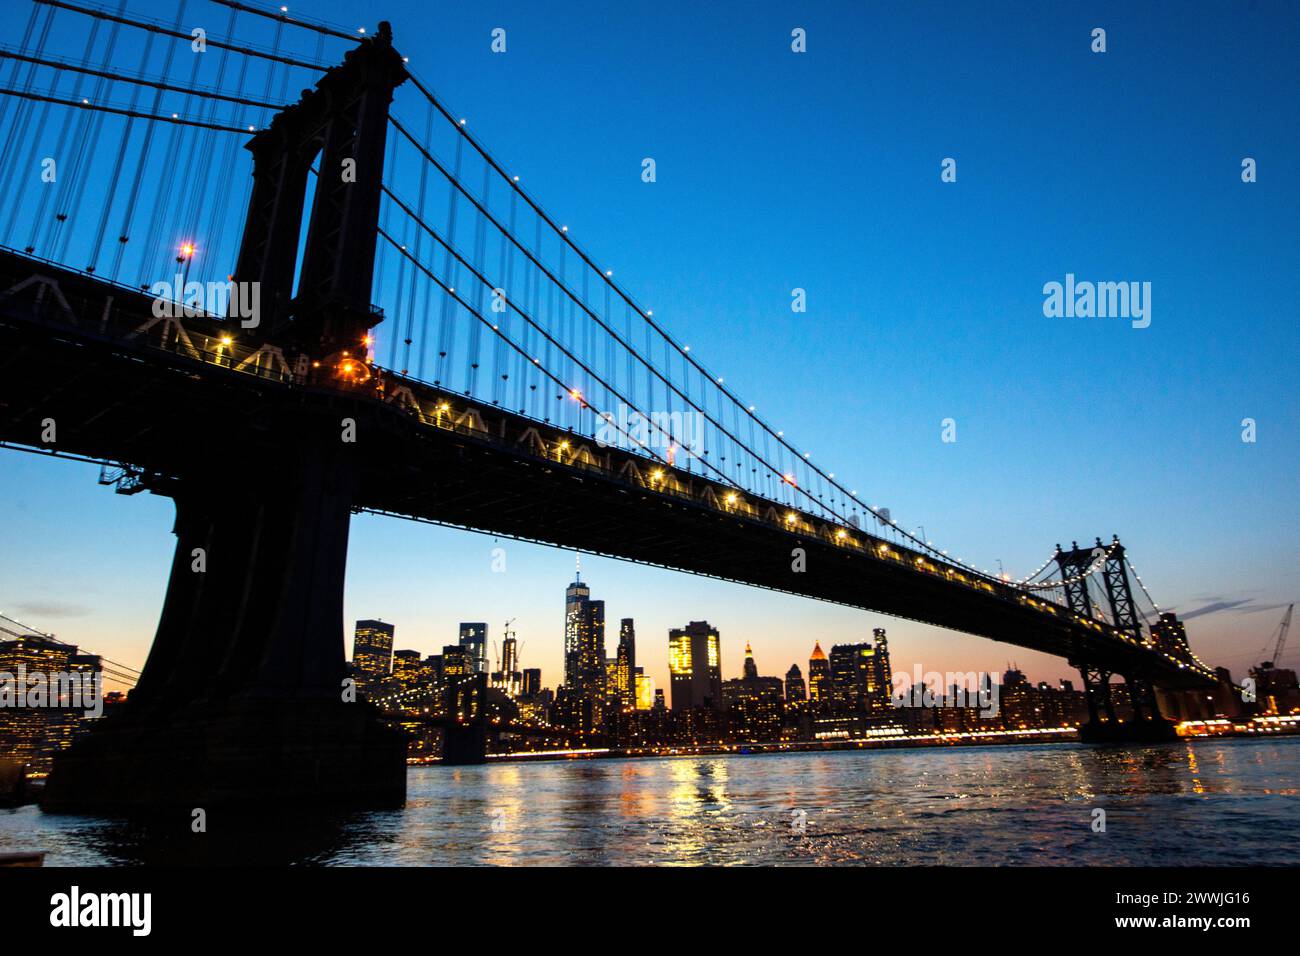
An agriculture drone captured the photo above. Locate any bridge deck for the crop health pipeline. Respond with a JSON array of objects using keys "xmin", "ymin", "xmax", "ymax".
[{"xmin": 0, "ymin": 249, "xmax": 1215, "ymax": 689}]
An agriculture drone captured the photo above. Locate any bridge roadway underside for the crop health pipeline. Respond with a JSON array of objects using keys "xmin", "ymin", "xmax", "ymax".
[{"xmin": 0, "ymin": 280, "xmax": 1207, "ymax": 696}]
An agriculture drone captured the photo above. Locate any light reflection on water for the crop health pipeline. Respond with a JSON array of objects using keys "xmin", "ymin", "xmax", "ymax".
[{"xmin": 2, "ymin": 739, "xmax": 1296, "ymax": 866}]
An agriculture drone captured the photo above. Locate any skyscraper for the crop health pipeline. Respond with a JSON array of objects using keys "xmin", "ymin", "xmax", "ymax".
[
  {"xmin": 669, "ymin": 621, "xmax": 723, "ymax": 712},
  {"xmin": 829, "ymin": 630, "xmax": 893, "ymax": 715},
  {"xmin": 615, "ymin": 618, "xmax": 637, "ymax": 713},
  {"xmin": 634, "ymin": 670, "xmax": 655, "ymax": 711},
  {"xmin": 562, "ymin": 563, "xmax": 606, "ymax": 732},
  {"xmin": 807, "ymin": 641, "xmax": 831, "ymax": 703},
  {"xmin": 829, "ymin": 643, "xmax": 875, "ymax": 712},
  {"xmin": 723, "ymin": 643, "xmax": 785, "ymax": 741},
  {"xmin": 873, "ymin": 627, "xmax": 893, "ymax": 700},
  {"xmin": 458, "ymin": 622, "xmax": 488, "ymax": 675},
  {"xmin": 785, "ymin": 663, "xmax": 807, "ymax": 702},
  {"xmin": 492, "ymin": 627, "xmax": 522, "ymax": 697},
  {"xmin": 352, "ymin": 620, "xmax": 395, "ymax": 683}
]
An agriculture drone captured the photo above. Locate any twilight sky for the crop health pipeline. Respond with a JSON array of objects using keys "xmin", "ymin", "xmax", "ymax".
[{"xmin": 1, "ymin": 0, "xmax": 1297, "ymax": 697}]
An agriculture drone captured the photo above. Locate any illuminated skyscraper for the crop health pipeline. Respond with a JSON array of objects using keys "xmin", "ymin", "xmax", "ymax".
[
  {"xmin": 807, "ymin": 641, "xmax": 831, "ymax": 703},
  {"xmin": 669, "ymin": 621, "xmax": 723, "ymax": 712},
  {"xmin": 723, "ymin": 643, "xmax": 785, "ymax": 741},
  {"xmin": 458, "ymin": 622, "xmax": 488, "ymax": 675},
  {"xmin": 615, "ymin": 618, "xmax": 636, "ymax": 713},
  {"xmin": 873, "ymin": 627, "xmax": 893, "ymax": 701},
  {"xmin": 493, "ymin": 627, "xmax": 522, "ymax": 697},
  {"xmin": 634, "ymin": 670, "xmax": 655, "ymax": 711},
  {"xmin": 391, "ymin": 649, "xmax": 422, "ymax": 688},
  {"xmin": 829, "ymin": 630, "xmax": 893, "ymax": 714},
  {"xmin": 562, "ymin": 563, "xmax": 606, "ymax": 732},
  {"xmin": 829, "ymin": 643, "xmax": 875, "ymax": 712},
  {"xmin": 352, "ymin": 620, "xmax": 395, "ymax": 683}
]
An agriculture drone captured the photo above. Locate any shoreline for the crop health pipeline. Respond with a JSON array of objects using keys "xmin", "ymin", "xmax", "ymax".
[{"xmin": 414, "ymin": 715, "xmax": 1300, "ymax": 767}]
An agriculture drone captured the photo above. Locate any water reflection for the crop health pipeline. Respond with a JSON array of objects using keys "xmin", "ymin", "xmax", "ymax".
[{"xmin": 2, "ymin": 739, "xmax": 1296, "ymax": 865}]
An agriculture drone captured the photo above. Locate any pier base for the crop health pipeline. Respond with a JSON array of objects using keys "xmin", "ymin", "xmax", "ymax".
[
  {"xmin": 441, "ymin": 720, "xmax": 489, "ymax": 766},
  {"xmin": 44, "ymin": 429, "xmax": 408, "ymax": 813},
  {"xmin": 43, "ymin": 699, "xmax": 406, "ymax": 813},
  {"xmin": 1078, "ymin": 718, "xmax": 1178, "ymax": 744}
]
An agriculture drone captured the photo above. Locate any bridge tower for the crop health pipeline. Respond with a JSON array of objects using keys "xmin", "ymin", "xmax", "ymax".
[
  {"xmin": 1058, "ymin": 538, "xmax": 1175, "ymax": 743},
  {"xmin": 231, "ymin": 21, "xmax": 407, "ymax": 348},
  {"xmin": 43, "ymin": 26, "xmax": 412, "ymax": 814}
]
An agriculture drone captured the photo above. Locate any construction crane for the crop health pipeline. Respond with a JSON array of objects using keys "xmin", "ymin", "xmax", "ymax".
[{"xmin": 1266, "ymin": 603, "xmax": 1293, "ymax": 666}]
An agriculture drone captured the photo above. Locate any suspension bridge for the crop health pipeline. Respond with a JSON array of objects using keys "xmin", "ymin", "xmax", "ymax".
[{"xmin": 0, "ymin": 0, "xmax": 1218, "ymax": 810}]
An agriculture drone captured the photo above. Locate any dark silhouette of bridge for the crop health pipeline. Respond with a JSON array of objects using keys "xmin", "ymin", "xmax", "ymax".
[{"xmin": 0, "ymin": 2, "xmax": 1217, "ymax": 811}]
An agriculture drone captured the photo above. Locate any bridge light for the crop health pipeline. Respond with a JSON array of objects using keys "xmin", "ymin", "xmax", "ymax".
[
  {"xmin": 782, "ymin": 473, "xmax": 796, "ymax": 486},
  {"xmin": 605, "ymin": 270, "xmax": 613, "ymax": 277},
  {"xmin": 651, "ymin": 469, "xmax": 664, "ymax": 482},
  {"xmin": 358, "ymin": 27, "xmax": 366, "ymax": 34},
  {"xmin": 561, "ymin": 225, "xmax": 568, "ymax": 232},
  {"xmin": 836, "ymin": 529, "xmax": 847, "ymax": 540},
  {"xmin": 220, "ymin": 336, "xmax": 232, "ymax": 346},
  {"xmin": 785, "ymin": 512, "xmax": 797, "ymax": 524},
  {"xmin": 569, "ymin": 388, "xmax": 582, "ymax": 401},
  {"xmin": 179, "ymin": 243, "xmax": 195, "ymax": 259},
  {"xmin": 725, "ymin": 492, "xmax": 738, "ymax": 505}
]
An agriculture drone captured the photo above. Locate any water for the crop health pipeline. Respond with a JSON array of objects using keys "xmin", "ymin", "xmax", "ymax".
[{"xmin": 2, "ymin": 738, "xmax": 1297, "ymax": 865}]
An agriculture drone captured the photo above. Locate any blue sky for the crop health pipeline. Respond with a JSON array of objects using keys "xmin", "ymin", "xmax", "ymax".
[{"xmin": 1, "ymin": 0, "xmax": 1297, "ymax": 695}]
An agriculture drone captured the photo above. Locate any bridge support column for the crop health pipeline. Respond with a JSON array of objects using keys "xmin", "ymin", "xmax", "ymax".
[
  {"xmin": 44, "ymin": 423, "xmax": 408, "ymax": 813},
  {"xmin": 1075, "ymin": 663, "xmax": 1177, "ymax": 744},
  {"xmin": 441, "ymin": 673, "xmax": 489, "ymax": 765}
]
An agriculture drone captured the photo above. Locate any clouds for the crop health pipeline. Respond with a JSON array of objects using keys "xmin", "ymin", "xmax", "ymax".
[
  {"xmin": 7, "ymin": 601, "xmax": 93, "ymax": 621},
  {"xmin": 1170, "ymin": 597, "xmax": 1292, "ymax": 621}
]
